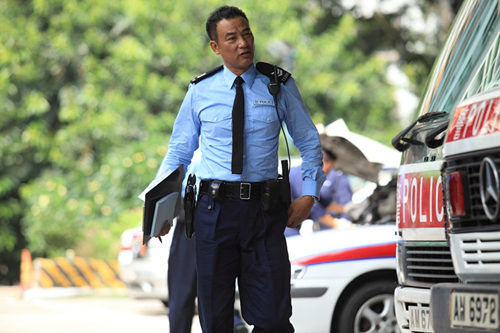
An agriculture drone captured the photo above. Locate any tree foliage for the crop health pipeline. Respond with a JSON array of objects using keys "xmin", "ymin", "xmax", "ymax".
[{"xmin": 0, "ymin": 0, "xmax": 457, "ymax": 283}]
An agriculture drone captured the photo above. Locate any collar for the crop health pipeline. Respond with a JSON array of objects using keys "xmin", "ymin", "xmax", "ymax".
[{"xmin": 222, "ymin": 64, "xmax": 257, "ymax": 90}]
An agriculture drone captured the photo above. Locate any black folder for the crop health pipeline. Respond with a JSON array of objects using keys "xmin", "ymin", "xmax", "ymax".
[{"xmin": 141, "ymin": 166, "xmax": 184, "ymax": 245}]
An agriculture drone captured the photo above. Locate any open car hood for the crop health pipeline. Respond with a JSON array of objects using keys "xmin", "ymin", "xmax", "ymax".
[{"xmin": 317, "ymin": 119, "xmax": 401, "ymax": 183}]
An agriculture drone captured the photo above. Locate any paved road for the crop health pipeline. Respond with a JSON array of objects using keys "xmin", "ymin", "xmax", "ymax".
[{"xmin": 0, "ymin": 286, "xmax": 202, "ymax": 333}]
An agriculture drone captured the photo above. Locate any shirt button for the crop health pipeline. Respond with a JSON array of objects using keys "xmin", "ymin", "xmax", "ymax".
[
  {"xmin": 266, "ymin": 117, "xmax": 270, "ymax": 121},
  {"xmin": 243, "ymin": 154, "xmax": 246, "ymax": 158},
  {"xmin": 213, "ymin": 117, "xmax": 217, "ymax": 121},
  {"xmin": 242, "ymin": 175, "xmax": 246, "ymax": 179}
]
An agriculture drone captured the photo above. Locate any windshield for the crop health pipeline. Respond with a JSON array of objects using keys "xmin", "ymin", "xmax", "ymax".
[
  {"xmin": 463, "ymin": 32, "xmax": 500, "ymax": 98},
  {"xmin": 416, "ymin": 0, "xmax": 500, "ymax": 119}
]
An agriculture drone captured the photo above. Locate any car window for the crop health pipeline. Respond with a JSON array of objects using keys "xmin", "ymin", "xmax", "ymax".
[
  {"xmin": 416, "ymin": 1, "xmax": 500, "ymax": 119},
  {"xmin": 463, "ymin": 32, "xmax": 500, "ymax": 99}
]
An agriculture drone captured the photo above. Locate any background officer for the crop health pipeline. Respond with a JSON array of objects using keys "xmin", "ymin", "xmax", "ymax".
[
  {"xmin": 155, "ymin": 5, "xmax": 324, "ymax": 332},
  {"xmin": 285, "ymin": 149, "xmax": 353, "ymax": 236},
  {"xmin": 320, "ymin": 149, "xmax": 353, "ymax": 223},
  {"xmin": 167, "ymin": 209, "xmax": 197, "ymax": 333}
]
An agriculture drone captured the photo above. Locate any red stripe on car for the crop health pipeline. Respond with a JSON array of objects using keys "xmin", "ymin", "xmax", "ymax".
[{"xmin": 292, "ymin": 242, "xmax": 396, "ymax": 266}]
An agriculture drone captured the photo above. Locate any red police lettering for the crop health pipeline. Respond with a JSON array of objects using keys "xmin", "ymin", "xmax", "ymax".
[
  {"xmin": 447, "ymin": 96, "xmax": 500, "ymax": 142},
  {"xmin": 398, "ymin": 172, "xmax": 444, "ymax": 228}
]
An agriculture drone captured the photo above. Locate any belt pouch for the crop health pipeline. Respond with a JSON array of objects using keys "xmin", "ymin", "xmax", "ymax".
[{"xmin": 209, "ymin": 180, "xmax": 223, "ymax": 201}]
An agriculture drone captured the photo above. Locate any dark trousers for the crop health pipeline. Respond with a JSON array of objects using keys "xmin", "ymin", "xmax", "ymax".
[
  {"xmin": 194, "ymin": 194, "xmax": 294, "ymax": 333},
  {"xmin": 168, "ymin": 220, "xmax": 197, "ymax": 333}
]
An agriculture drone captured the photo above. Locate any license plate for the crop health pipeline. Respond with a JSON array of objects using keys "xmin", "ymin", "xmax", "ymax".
[
  {"xmin": 451, "ymin": 291, "xmax": 499, "ymax": 329},
  {"xmin": 409, "ymin": 305, "xmax": 432, "ymax": 332}
]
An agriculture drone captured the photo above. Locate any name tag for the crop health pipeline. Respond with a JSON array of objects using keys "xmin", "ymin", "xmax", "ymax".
[{"xmin": 254, "ymin": 100, "xmax": 274, "ymax": 106}]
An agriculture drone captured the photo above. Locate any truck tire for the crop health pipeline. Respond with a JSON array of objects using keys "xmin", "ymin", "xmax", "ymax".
[{"xmin": 336, "ymin": 280, "xmax": 399, "ymax": 333}]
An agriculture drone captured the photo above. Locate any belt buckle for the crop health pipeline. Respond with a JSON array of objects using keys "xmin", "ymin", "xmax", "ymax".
[{"xmin": 239, "ymin": 183, "xmax": 251, "ymax": 200}]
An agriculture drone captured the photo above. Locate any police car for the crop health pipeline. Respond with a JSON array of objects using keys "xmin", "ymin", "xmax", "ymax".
[
  {"xmin": 286, "ymin": 223, "xmax": 398, "ymax": 333},
  {"xmin": 118, "ymin": 226, "xmax": 172, "ymax": 306}
]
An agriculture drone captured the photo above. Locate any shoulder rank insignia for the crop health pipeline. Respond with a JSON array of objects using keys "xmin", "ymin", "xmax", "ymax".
[
  {"xmin": 190, "ymin": 65, "xmax": 224, "ymax": 84},
  {"xmin": 256, "ymin": 62, "xmax": 291, "ymax": 84}
]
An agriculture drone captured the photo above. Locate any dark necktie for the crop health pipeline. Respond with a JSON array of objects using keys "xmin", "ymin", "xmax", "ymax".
[{"xmin": 231, "ymin": 76, "xmax": 244, "ymax": 174}]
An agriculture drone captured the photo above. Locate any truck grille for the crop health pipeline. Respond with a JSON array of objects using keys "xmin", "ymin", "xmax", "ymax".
[
  {"xmin": 445, "ymin": 149, "xmax": 500, "ymax": 232},
  {"xmin": 401, "ymin": 243, "xmax": 458, "ymax": 287},
  {"xmin": 450, "ymin": 232, "xmax": 500, "ymax": 281}
]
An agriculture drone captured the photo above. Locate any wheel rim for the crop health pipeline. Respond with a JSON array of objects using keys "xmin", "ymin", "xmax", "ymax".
[{"xmin": 353, "ymin": 294, "xmax": 400, "ymax": 333}]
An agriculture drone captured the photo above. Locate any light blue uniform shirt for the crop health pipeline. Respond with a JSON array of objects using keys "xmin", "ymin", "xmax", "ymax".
[{"xmin": 157, "ymin": 64, "xmax": 325, "ymax": 198}]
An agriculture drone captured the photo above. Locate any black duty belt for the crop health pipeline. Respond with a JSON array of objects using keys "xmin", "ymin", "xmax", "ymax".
[{"xmin": 200, "ymin": 180, "xmax": 264, "ymax": 200}]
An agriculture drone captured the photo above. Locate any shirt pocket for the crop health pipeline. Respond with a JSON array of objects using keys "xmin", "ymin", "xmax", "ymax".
[
  {"xmin": 199, "ymin": 111, "xmax": 233, "ymax": 138},
  {"xmin": 249, "ymin": 105, "xmax": 281, "ymax": 136}
]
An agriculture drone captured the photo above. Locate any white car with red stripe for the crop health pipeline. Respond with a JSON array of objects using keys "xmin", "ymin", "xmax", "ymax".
[
  {"xmin": 118, "ymin": 226, "xmax": 171, "ymax": 305},
  {"xmin": 286, "ymin": 224, "xmax": 398, "ymax": 333}
]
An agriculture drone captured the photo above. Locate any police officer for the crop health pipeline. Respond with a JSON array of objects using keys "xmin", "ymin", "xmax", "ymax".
[
  {"xmin": 286, "ymin": 149, "xmax": 352, "ymax": 236},
  {"xmin": 167, "ymin": 211, "xmax": 197, "ymax": 333},
  {"xmin": 155, "ymin": 5, "xmax": 325, "ymax": 332},
  {"xmin": 320, "ymin": 149, "xmax": 353, "ymax": 223}
]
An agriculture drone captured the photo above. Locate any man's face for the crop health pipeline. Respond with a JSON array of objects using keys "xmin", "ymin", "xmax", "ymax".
[
  {"xmin": 322, "ymin": 155, "xmax": 334, "ymax": 174},
  {"xmin": 209, "ymin": 16, "xmax": 255, "ymax": 75}
]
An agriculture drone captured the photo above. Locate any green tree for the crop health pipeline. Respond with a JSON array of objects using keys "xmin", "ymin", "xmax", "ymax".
[{"xmin": 0, "ymin": 0, "xmax": 457, "ymax": 284}]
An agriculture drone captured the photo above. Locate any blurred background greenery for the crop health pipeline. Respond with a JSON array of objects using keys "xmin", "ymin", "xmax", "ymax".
[{"xmin": 0, "ymin": 0, "xmax": 460, "ymax": 284}]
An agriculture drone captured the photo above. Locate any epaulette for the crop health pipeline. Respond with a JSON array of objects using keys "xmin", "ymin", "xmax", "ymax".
[
  {"xmin": 256, "ymin": 62, "xmax": 291, "ymax": 84},
  {"xmin": 190, "ymin": 65, "xmax": 224, "ymax": 84}
]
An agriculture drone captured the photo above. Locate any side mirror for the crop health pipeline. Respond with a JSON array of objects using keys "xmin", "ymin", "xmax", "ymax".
[{"xmin": 424, "ymin": 122, "xmax": 449, "ymax": 149}]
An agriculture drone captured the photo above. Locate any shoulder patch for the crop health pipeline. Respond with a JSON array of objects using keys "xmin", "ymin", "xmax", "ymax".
[
  {"xmin": 256, "ymin": 62, "xmax": 291, "ymax": 84},
  {"xmin": 190, "ymin": 65, "xmax": 224, "ymax": 84}
]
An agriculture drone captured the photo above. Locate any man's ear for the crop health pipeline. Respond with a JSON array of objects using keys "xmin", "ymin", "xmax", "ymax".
[{"xmin": 209, "ymin": 40, "xmax": 220, "ymax": 55}]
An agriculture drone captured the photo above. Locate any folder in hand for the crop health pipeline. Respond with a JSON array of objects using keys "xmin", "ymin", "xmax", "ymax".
[
  {"xmin": 140, "ymin": 166, "xmax": 183, "ymax": 245},
  {"xmin": 150, "ymin": 192, "xmax": 180, "ymax": 238}
]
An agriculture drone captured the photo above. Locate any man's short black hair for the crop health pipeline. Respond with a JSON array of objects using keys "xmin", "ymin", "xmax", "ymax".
[
  {"xmin": 206, "ymin": 6, "xmax": 249, "ymax": 41},
  {"xmin": 323, "ymin": 149, "xmax": 337, "ymax": 162}
]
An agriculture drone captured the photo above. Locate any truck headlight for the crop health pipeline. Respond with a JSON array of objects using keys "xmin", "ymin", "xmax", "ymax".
[
  {"xmin": 445, "ymin": 171, "xmax": 466, "ymax": 217},
  {"xmin": 396, "ymin": 243, "xmax": 406, "ymax": 285}
]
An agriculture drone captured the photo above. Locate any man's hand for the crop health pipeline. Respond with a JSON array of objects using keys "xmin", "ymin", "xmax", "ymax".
[
  {"xmin": 326, "ymin": 202, "xmax": 345, "ymax": 214},
  {"xmin": 287, "ymin": 195, "xmax": 315, "ymax": 228},
  {"xmin": 155, "ymin": 220, "xmax": 171, "ymax": 237},
  {"xmin": 318, "ymin": 214, "xmax": 339, "ymax": 228}
]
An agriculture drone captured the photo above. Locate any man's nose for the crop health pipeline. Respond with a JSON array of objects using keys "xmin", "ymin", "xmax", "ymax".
[{"xmin": 238, "ymin": 35, "xmax": 249, "ymax": 47}]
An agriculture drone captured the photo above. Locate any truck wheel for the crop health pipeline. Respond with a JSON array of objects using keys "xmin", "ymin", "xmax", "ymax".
[{"xmin": 336, "ymin": 280, "xmax": 399, "ymax": 333}]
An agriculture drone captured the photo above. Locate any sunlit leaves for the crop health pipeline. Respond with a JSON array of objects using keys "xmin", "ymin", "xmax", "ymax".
[{"xmin": 0, "ymin": 0, "xmax": 449, "ymax": 277}]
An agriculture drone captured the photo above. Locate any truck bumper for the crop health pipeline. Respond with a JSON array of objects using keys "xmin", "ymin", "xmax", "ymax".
[{"xmin": 431, "ymin": 282, "xmax": 500, "ymax": 332}]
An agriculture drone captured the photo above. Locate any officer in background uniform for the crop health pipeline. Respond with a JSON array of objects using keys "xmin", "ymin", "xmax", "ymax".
[
  {"xmin": 285, "ymin": 149, "xmax": 352, "ymax": 236},
  {"xmin": 155, "ymin": 5, "xmax": 325, "ymax": 332},
  {"xmin": 167, "ymin": 208, "xmax": 197, "ymax": 333},
  {"xmin": 319, "ymin": 149, "xmax": 353, "ymax": 223}
]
